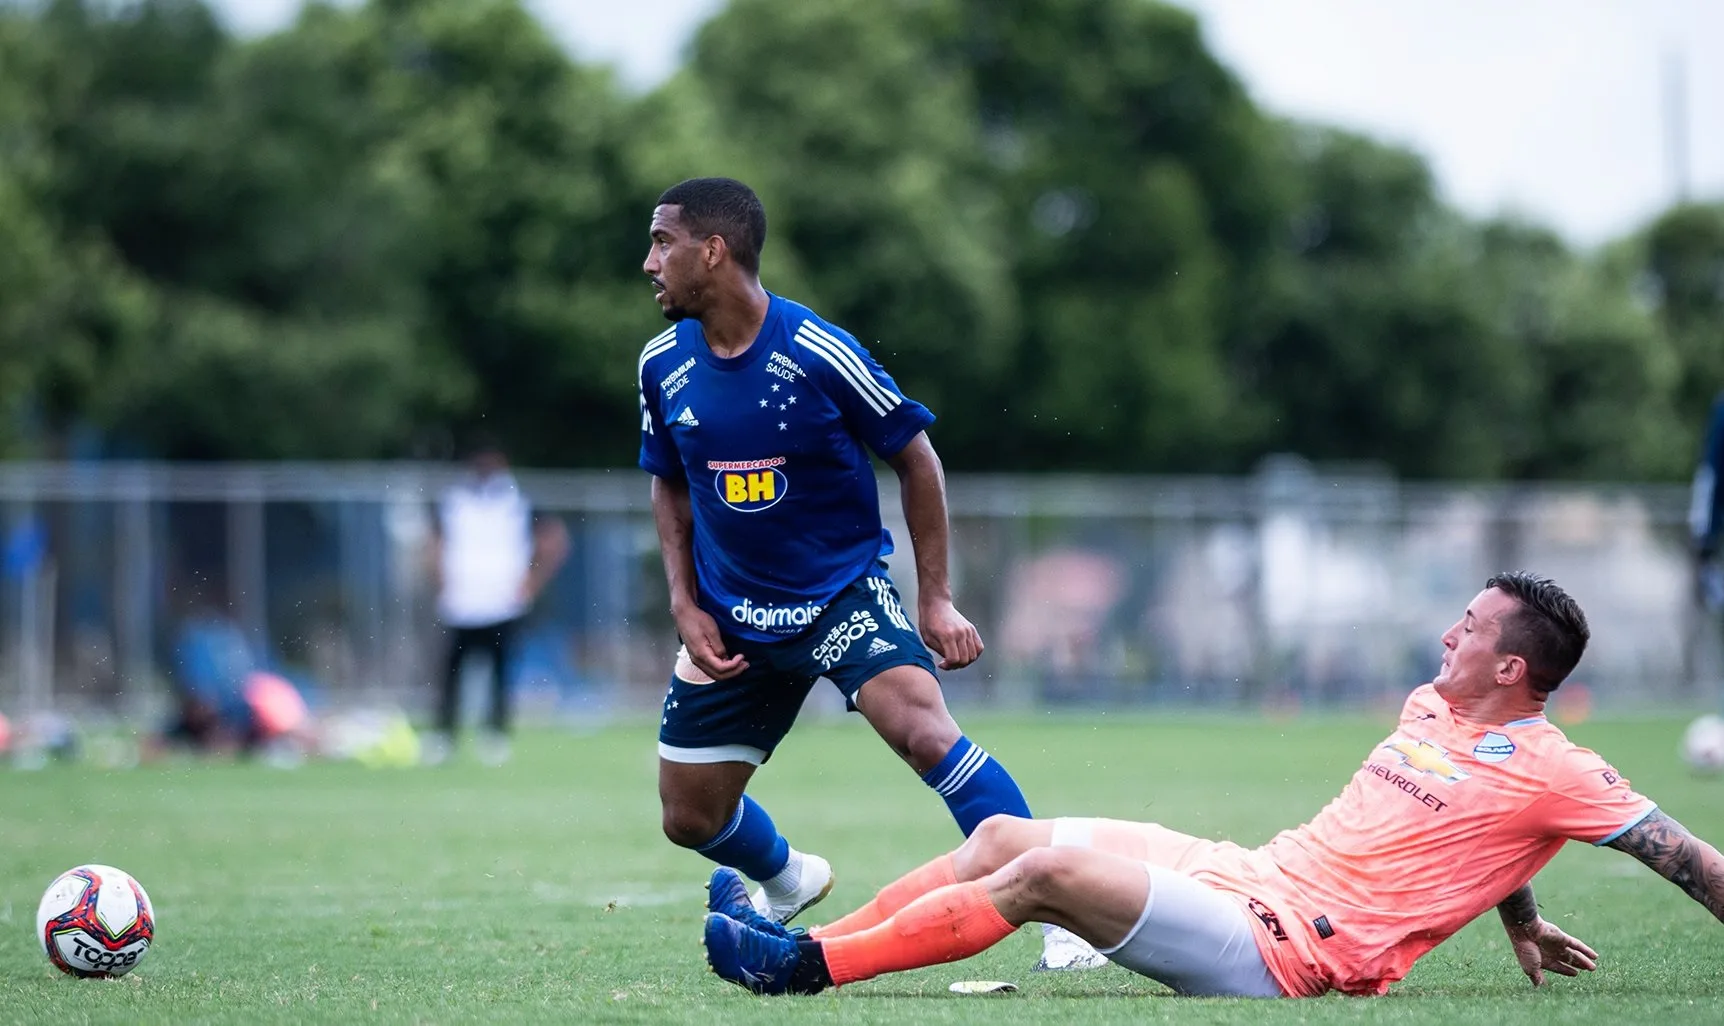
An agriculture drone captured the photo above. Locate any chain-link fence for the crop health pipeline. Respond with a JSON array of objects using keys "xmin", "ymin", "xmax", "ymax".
[{"xmin": 0, "ymin": 457, "xmax": 1711, "ymax": 725}]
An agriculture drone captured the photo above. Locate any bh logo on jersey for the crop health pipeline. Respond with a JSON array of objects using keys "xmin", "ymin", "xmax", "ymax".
[
  {"xmin": 708, "ymin": 458, "xmax": 787, "ymax": 513},
  {"xmin": 814, "ymin": 610, "xmax": 879, "ymax": 670}
]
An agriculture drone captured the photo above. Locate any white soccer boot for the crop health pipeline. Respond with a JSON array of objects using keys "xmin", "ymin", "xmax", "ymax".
[
  {"xmin": 748, "ymin": 851, "xmax": 835, "ymax": 925},
  {"xmin": 418, "ymin": 732, "xmax": 452, "ymax": 767},
  {"xmin": 475, "ymin": 730, "xmax": 512, "ymax": 767},
  {"xmin": 1034, "ymin": 923, "xmax": 1110, "ymax": 971}
]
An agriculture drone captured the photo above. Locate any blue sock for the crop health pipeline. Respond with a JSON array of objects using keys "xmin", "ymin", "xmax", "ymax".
[
  {"xmin": 693, "ymin": 795, "xmax": 792, "ymax": 882},
  {"xmin": 920, "ymin": 735, "xmax": 1032, "ymax": 836}
]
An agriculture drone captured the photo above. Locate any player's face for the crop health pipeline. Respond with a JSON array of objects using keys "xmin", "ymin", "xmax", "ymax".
[
  {"xmin": 643, "ymin": 205, "xmax": 709, "ymax": 322},
  {"xmin": 1433, "ymin": 588, "xmax": 1516, "ymax": 699}
]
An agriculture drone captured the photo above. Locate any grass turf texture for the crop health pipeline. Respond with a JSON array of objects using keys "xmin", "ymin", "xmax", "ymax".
[{"xmin": 2, "ymin": 713, "xmax": 1722, "ymax": 1025}]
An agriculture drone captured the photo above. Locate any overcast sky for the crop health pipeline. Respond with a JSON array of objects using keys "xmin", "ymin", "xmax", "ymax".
[{"xmin": 213, "ymin": 0, "xmax": 1724, "ymax": 247}]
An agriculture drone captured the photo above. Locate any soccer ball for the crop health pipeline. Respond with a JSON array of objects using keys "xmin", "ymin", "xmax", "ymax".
[
  {"xmin": 1681, "ymin": 714, "xmax": 1724, "ymax": 775},
  {"xmin": 35, "ymin": 865, "xmax": 155, "ymax": 978}
]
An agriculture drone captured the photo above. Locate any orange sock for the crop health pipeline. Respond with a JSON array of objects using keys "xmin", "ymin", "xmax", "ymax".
[
  {"xmin": 821, "ymin": 881, "xmax": 1017, "ymax": 986},
  {"xmin": 810, "ymin": 854, "xmax": 957, "ymax": 940}
]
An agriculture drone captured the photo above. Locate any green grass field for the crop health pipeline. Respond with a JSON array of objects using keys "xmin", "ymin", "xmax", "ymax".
[{"xmin": 3, "ymin": 712, "xmax": 1723, "ymax": 1025}]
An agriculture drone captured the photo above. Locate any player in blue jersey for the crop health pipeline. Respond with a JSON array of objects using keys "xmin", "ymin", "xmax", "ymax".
[
  {"xmin": 1692, "ymin": 392, "xmax": 1724, "ymax": 611},
  {"xmin": 637, "ymin": 177, "xmax": 1101, "ymax": 970}
]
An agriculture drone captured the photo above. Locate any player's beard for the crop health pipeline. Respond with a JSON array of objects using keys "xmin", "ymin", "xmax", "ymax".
[
  {"xmin": 654, "ymin": 278, "xmax": 693, "ymax": 322},
  {"xmin": 661, "ymin": 287, "xmax": 705, "ymax": 322}
]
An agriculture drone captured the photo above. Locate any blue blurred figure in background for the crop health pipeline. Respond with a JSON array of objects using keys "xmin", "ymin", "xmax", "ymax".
[
  {"xmin": 1692, "ymin": 393, "xmax": 1724, "ymax": 611},
  {"xmin": 149, "ymin": 605, "xmax": 309, "ymax": 761}
]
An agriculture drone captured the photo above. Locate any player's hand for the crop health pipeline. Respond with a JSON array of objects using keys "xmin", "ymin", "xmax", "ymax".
[
  {"xmin": 674, "ymin": 606, "xmax": 748, "ymax": 680},
  {"xmin": 1506, "ymin": 917, "xmax": 1598, "ymax": 986},
  {"xmin": 919, "ymin": 598, "xmax": 983, "ymax": 671},
  {"xmin": 1696, "ymin": 557, "xmax": 1724, "ymax": 611}
]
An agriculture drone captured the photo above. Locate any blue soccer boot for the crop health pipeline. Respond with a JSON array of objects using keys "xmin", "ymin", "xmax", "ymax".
[
  {"xmin": 706, "ymin": 867, "xmax": 792, "ymax": 939},
  {"xmin": 702, "ymin": 913, "xmax": 803, "ymax": 995}
]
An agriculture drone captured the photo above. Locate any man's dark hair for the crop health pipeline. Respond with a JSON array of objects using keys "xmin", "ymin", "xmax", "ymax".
[
  {"xmin": 657, "ymin": 177, "xmax": 767, "ymax": 274},
  {"xmin": 1485, "ymin": 571, "xmax": 1590, "ymax": 693},
  {"xmin": 459, "ymin": 428, "xmax": 506, "ymax": 462}
]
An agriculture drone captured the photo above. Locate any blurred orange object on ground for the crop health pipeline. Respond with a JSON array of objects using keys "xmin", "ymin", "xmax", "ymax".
[{"xmin": 244, "ymin": 672, "xmax": 309, "ymax": 737}]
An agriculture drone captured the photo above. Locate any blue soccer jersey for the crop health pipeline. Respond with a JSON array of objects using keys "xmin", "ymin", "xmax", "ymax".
[
  {"xmin": 638, "ymin": 293, "xmax": 935, "ymax": 643},
  {"xmin": 1695, "ymin": 392, "xmax": 1724, "ymax": 554}
]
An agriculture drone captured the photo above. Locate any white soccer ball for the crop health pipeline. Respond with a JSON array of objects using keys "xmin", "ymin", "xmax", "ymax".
[
  {"xmin": 35, "ymin": 864, "xmax": 155, "ymax": 978},
  {"xmin": 1681, "ymin": 714, "xmax": 1724, "ymax": 775}
]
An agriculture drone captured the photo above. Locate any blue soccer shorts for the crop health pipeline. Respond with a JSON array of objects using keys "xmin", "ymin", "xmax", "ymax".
[{"xmin": 657, "ymin": 564, "xmax": 937, "ymax": 765}]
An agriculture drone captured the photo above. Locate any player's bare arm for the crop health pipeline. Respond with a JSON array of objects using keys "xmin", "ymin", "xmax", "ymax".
[
  {"xmin": 887, "ymin": 432, "xmax": 982, "ymax": 671},
  {"xmin": 520, "ymin": 518, "xmax": 571, "ymax": 604},
  {"xmin": 1606, "ymin": 809, "xmax": 1724, "ymax": 921},
  {"xmin": 1495, "ymin": 883, "xmax": 1598, "ymax": 986},
  {"xmin": 651, "ymin": 474, "xmax": 746, "ymax": 679}
]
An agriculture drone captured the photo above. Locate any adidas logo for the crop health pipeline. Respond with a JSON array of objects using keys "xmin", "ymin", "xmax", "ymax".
[
  {"xmin": 866, "ymin": 637, "xmax": 898, "ymax": 658},
  {"xmin": 675, "ymin": 407, "xmax": 699, "ymax": 427}
]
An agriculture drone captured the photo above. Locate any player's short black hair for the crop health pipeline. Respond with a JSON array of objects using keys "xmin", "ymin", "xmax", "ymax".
[
  {"xmin": 1485, "ymin": 571, "xmax": 1590, "ymax": 693},
  {"xmin": 657, "ymin": 177, "xmax": 767, "ymax": 274},
  {"xmin": 458, "ymin": 428, "xmax": 506, "ymax": 462}
]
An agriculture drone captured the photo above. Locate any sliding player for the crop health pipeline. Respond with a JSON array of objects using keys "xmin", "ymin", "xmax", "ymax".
[{"xmin": 703, "ymin": 572, "xmax": 1721, "ymax": 997}]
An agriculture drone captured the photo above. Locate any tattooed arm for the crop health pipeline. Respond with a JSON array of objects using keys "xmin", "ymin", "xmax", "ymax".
[
  {"xmin": 1496, "ymin": 884, "xmax": 1599, "ymax": 986},
  {"xmin": 1497, "ymin": 884, "xmax": 1540, "ymax": 930},
  {"xmin": 1606, "ymin": 809, "xmax": 1724, "ymax": 922}
]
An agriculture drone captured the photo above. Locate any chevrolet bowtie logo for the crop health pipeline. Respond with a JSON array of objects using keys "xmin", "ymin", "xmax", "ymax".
[{"xmin": 1382, "ymin": 738, "xmax": 1470, "ymax": 784}]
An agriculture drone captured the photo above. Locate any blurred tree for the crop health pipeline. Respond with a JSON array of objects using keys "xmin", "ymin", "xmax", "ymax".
[
  {"xmin": 337, "ymin": 0, "xmax": 657, "ymax": 465},
  {"xmin": 683, "ymin": 0, "xmax": 1297, "ymax": 470},
  {"xmin": 7, "ymin": 0, "xmax": 676, "ymax": 462},
  {"xmin": 1473, "ymin": 221, "xmax": 1685, "ymax": 480},
  {"xmin": 0, "ymin": 0, "xmax": 1715, "ymax": 481},
  {"xmin": 1643, "ymin": 203, "xmax": 1724, "ymax": 432},
  {"xmin": 0, "ymin": 14, "xmax": 58, "ymax": 451},
  {"xmin": 1237, "ymin": 127, "xmax": 1538, "ymax": 478},
  {"xmin": 949, "ymin": 0, "xmax": 1294, "ymax": 470},
  {"xmin": 681, "ymin": 0, "xmax": 1016, "ymax": 458},
  {"xmin": 0, "ymin": 156, "xmax": 62, "ymax": 453},
  {"xmin": 0, "ymin": 4, "xmax": 158, "ymax": 457},
  {"xmin": 33, "ymin": 0, "xmax": 226, "ymax": 278},
  {"xmin": 9, "ymin": 0, "xmax": 461, "ymax": 458}
]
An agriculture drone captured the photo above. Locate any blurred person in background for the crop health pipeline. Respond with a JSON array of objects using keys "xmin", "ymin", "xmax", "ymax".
[
  {"xmin": 1691, "ymin": 392, "xmax": 1724, "ymax": 611},
  {"xmin": 423, "ymin": 436, "xmax": 568, "ymax": 767},
  {"xmin": 146, "ymin": 602, "xmax": 311, "ymax": 763},
  {"xmin": 637, "ymin": 177, "xmax": 1103, "ymax": 971}
]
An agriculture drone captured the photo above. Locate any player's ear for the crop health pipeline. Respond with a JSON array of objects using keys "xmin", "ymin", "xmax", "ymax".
[
  {"xmin": 1497, "ymin": 653, "xmax": 1528, "ymax": 688},
  {"xmin": 704, "ymin": 233, "xmax": 728, "ymax": 270}
]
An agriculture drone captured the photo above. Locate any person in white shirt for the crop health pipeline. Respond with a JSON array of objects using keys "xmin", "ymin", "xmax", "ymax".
[{"xmin": 425, "ymin": 440, "xmax": 568, "ymax": 765}]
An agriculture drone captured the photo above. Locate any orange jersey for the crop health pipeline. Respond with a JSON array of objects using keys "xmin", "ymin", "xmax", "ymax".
[{"xmin": 1094, "ymin": 685, "xmax": 1655, "ymax": 997}]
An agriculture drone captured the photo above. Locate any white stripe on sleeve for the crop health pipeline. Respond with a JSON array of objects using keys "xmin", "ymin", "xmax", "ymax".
[
  {"xmin": 798, "ymin": 321, "xmax": 901, "ymax": 412},
  {"xmin": 638, "ymin": 329, "xmax": 678, "ymax": 435},
  {"xmin": 795, "ymin": 329, "xmax": 891, "ymax": 416}
]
